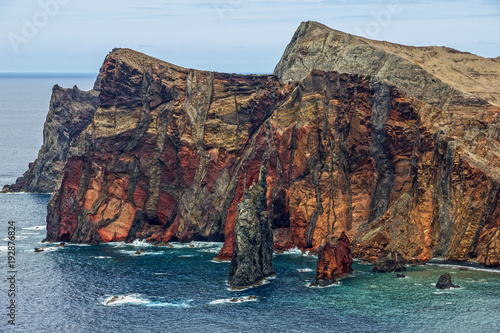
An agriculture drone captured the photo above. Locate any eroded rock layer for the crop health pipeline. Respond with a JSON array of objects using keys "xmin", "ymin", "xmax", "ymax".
[
  {"xmin": 44, "ymin": 23, "xmax": 500, "ymax": 267},
  {"xmin": 2, "ymin": 85, "xmax": 99, "ymax": 193}
]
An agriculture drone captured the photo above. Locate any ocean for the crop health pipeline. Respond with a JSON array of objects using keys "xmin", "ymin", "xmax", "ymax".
[{"xmin": 0, "ymin": 75, "xmax": 499, "ymax": 333}]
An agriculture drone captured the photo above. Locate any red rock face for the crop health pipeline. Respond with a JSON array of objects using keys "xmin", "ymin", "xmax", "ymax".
[
  {"xmin": 45, "ymin": 48, "xmax": 500, "ymax": 267},
  {"xmin": 314, "ymin": 232, "xmax": 353, "ymax": 285}
]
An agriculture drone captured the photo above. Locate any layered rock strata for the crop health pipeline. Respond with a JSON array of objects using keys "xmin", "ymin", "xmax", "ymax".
[
  {"xmin": 2, "ymin": 85, "xmax": 99, "ymax": 193},
  {"xmin": 312, "ymin": 232, "xmax": 353, "ymax": 286},
  {"xmin": 228, "ymin": 164, "xmax": 275, "ymax": 289},
  {"xmin": 40, "ymin": 22, "xmax": 500, "ymax": 267}
]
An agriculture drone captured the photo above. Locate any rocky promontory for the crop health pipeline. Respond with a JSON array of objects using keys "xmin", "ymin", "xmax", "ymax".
[
  {"xmin": 2, "ymin": 85, "xmax": 99, "ymax": 193},
  {"xmin": 15, "ymin": 21, "xmax": 498, "ymax": 268}
]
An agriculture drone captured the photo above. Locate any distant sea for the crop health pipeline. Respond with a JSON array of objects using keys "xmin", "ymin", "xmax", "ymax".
[{"xmin": 0, "ymin": 74, "xmax": 499, "ymax": 333}]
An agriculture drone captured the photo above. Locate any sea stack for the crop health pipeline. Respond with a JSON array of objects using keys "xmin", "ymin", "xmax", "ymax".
[
  {"xmin": 312, "ymin": 232, "xmax": 353, "ymax": 287},
  {"xmin": 436, "ymin": 274, "xmax": 460, "ymax": 289},
  {"xmin": 228, "ymin": 164, "xmax": 275, "ymax": 289}
]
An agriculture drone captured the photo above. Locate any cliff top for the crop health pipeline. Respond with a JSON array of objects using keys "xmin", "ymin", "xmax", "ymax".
[
  {"xmin": 106, "ymin": 48, "xmax": 188, "ymax": 73},
  {"xmin": 275, "ymin": 21, "xmax": 500, "ymax": 106}
]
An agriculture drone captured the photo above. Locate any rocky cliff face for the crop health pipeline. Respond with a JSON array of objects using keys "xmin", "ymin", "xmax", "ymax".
[
  {"xmin": 43, "ymin": 22, "xmax": 500, "ymax": 267},
  {"xmin": 228, "ymin": 164, "xmax": 275, "ymax": 289},
  {"xmin": 2, "ymin": 85, "xmax": 99, "ymax": 193}
]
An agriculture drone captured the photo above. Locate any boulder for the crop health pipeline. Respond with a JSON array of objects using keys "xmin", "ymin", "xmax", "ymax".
[
  {"xmin": 436, "ymin": 274, "xmax": 460, "ymax": 289},
  {"xmin": 372, "ymin": 251, "xmax": 406, "ymax": 273}
]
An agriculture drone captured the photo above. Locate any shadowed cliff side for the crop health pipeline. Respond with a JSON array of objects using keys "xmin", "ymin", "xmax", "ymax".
[{"xmin": 2, "ymin": 85, "xmax": 99, "ymax": 193}]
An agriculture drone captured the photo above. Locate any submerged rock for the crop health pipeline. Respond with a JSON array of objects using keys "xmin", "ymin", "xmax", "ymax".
[
  {"xmin": 311, "ymin": 232, "xmax": 353, "ymax": 287},
  {"xmin": 436, "ymin": 274, "xmax": 460, "ymax": 289},
  {"xmin": 106, "ymin": 296, "xmax": 119, "ymax": 305},
  {"xmin": 372, "ymin": 251, "xmax": 406, "ymax": 273},
  {"xmin": 34, "ymin": 248, "xmax": 44, "ymax": 253},
  {"xmin": 396, "ymin": 273, "xmax": 406, "ymax": 278},
  {"xmin": 228, "ymin": 164, "xmax": 275, "ymax": 289}
]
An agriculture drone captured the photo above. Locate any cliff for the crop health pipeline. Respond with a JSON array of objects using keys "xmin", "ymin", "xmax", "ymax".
[
  {"xmin": 2, "ymin": 85, "xmax": 99, "ymax": 193},
  {"xmin": 42, "ymin": 22, "xmax": 500, "ymax": 267}
]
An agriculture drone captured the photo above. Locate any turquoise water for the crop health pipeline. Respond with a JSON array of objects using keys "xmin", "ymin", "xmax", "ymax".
[
  {"xmin": 0, "ymin": 75, "xmax": 499, "ymax": 332},
  {"xmin": 1, "ymin": 194, "xmax": 499, "ymax": 333}
]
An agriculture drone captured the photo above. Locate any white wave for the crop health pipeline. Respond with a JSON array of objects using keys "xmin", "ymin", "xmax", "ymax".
[
  {"xmin": 226, "ymin": 275, "xmax": 274, "ymax": 292},
  {"xmin": 425, "ymin": 262, "xmax": 500, "ymax": 274},
  {"xmin": 178, "ymin": 255, "xmax": 194, "ymax": 258},
  {"xmin": 297, "ymin": 268, "xmax": 314, "ymax": 272},
  {"xmin": 102, "ymin": 294, "xmax": 149, "ymax": 306},
  {"xmin": 208, "ymin": 295, "xmax": 259, "ymax": 305},
  {"xmin": 102, "ymin": 294, "xmax": 191, "ymax": 308},
  {"xmin": 23, "ymin": 226, "xmax": 46, "ymax": 231},
  {"xmin": 211, "ymin": 259, "xmax": 230, "ymax": 264},
  {"xmin": 306, "ymin": 281, "xmax": 342, "ymax": 288},
  {"xmin": 0, "ymin": 246, "xmax": 8, "ymax": 251},
  {"xmin": 432, "ymin": 291, "xmax": 454, "ymax": 295},
  {"xmin": 277, "ymin": 247, "xmax": 304, "ymax": 255},
  {"xmin": 169, "ymin": 241, "xmax": 223, "ymax": 249},
  {"xmin": 200, "ymin": 248, "xmax": 222, "ymax": 253},
  {"xmin": 93, "ymin": 256, "xmax": 112, "ymax": 260},
  {"xmin": 20, "ymin": 232, "xmax": 39, "ymax": 235},
  {"xmin": 118, "ymin": 249, "xmax": 164, "ymax": 256}
]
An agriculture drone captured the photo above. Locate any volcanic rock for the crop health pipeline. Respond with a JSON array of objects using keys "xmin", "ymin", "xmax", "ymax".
[
  {"xmin": 312, "ymin": 232, "xmax": 353, "ymax": 286},
  {"xmin": 2, "ymin": 85, "xmax": 99, "ymax": 193},
  {"xmin": 372, "ymin": 250, "xmax": 406, "ymax": 273},
  {"xmin": 37, "ymin": 22, "xmax": 500, "ymax": 267},
  {"xmin": 228, "ymin": 164, "xmax": 275, "ymax": 289},
  {"xmin": 436, "ymin": 274, "xmax": 460, "ymax": 289}
]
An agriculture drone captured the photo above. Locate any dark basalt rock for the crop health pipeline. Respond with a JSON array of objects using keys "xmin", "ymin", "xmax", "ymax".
[
  {"xmin": 228, "ymin": 164, "xmax": 275, "ymax": 289},
  {"xmin": 396, "ymin": 273, "xmax": 406, "ymax": 278},
  {"xmin": 372, "ymin": 251, "xmax": 406, "ymax": 273},
  {"xmin": 34, "ymin": 248, "xmax": 44, "ymax": 253},
  {"xmin": 436, "ymin": 274, "xmax": 460, "ymax": 289},
  {"xmin": 2, "ymin": 85, "xmax": 99, "ymax": 193}
]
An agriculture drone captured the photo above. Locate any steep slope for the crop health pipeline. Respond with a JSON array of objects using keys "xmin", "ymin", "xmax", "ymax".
[
  {"xmin": 274, "ymin": 21, "xmax": 500, "ymax": 107},
  {"xmin": 44, "ymin": 24, "xmax": 500, "ymax": 267},
  {"xmin": 2, "ymin": 85, "xmax": 99, "ymax": 193}
]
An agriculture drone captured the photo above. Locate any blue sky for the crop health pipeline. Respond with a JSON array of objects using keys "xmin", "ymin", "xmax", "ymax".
[{"xmin": 0, "ymin": 0, "xmax": 499, "ymax": 74}]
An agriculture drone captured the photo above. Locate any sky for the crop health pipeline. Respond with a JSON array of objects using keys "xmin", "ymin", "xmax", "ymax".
[{"xmin": 0, "ymin": 0, "xmax": 499, "ymax": 74}]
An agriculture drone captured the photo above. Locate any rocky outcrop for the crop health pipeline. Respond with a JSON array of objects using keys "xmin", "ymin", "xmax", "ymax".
[
  {"xmin": 372, "ymin": 251, "xmax": 406, "ymax": 273},
  {"xmin": 274, "ymin": 21, "xmax": 500, "ymax": 107},
  {"xmin": 41, "ymin": 22, "xmax": 500, "ymax": 267},
  {"xmin": 2, "ymin": 85, "xmax": 99, "ymax": 193},
  {"xmin": 436, "ymin": 274, "xmax": 460, "ymax": 289},
  {"xmin": 312, "ymin": 232, "xmax": 353, "ymax": 286},
  {"xmin": 228, "ymin": 164, "xmax": 275, "ymax": 289}
]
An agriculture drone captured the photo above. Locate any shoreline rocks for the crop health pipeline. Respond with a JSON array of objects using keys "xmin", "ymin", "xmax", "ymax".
[
  {"xmin": 311, "ymin": 232, "xmax": 353, "ymax": 287},
  {"xmin": 436, "ymin": 274, "xmax": 460, "ymax": 289},
  {"xmin": 372, "ymin": 251, "xmax": 406, "ymax": 273}
]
